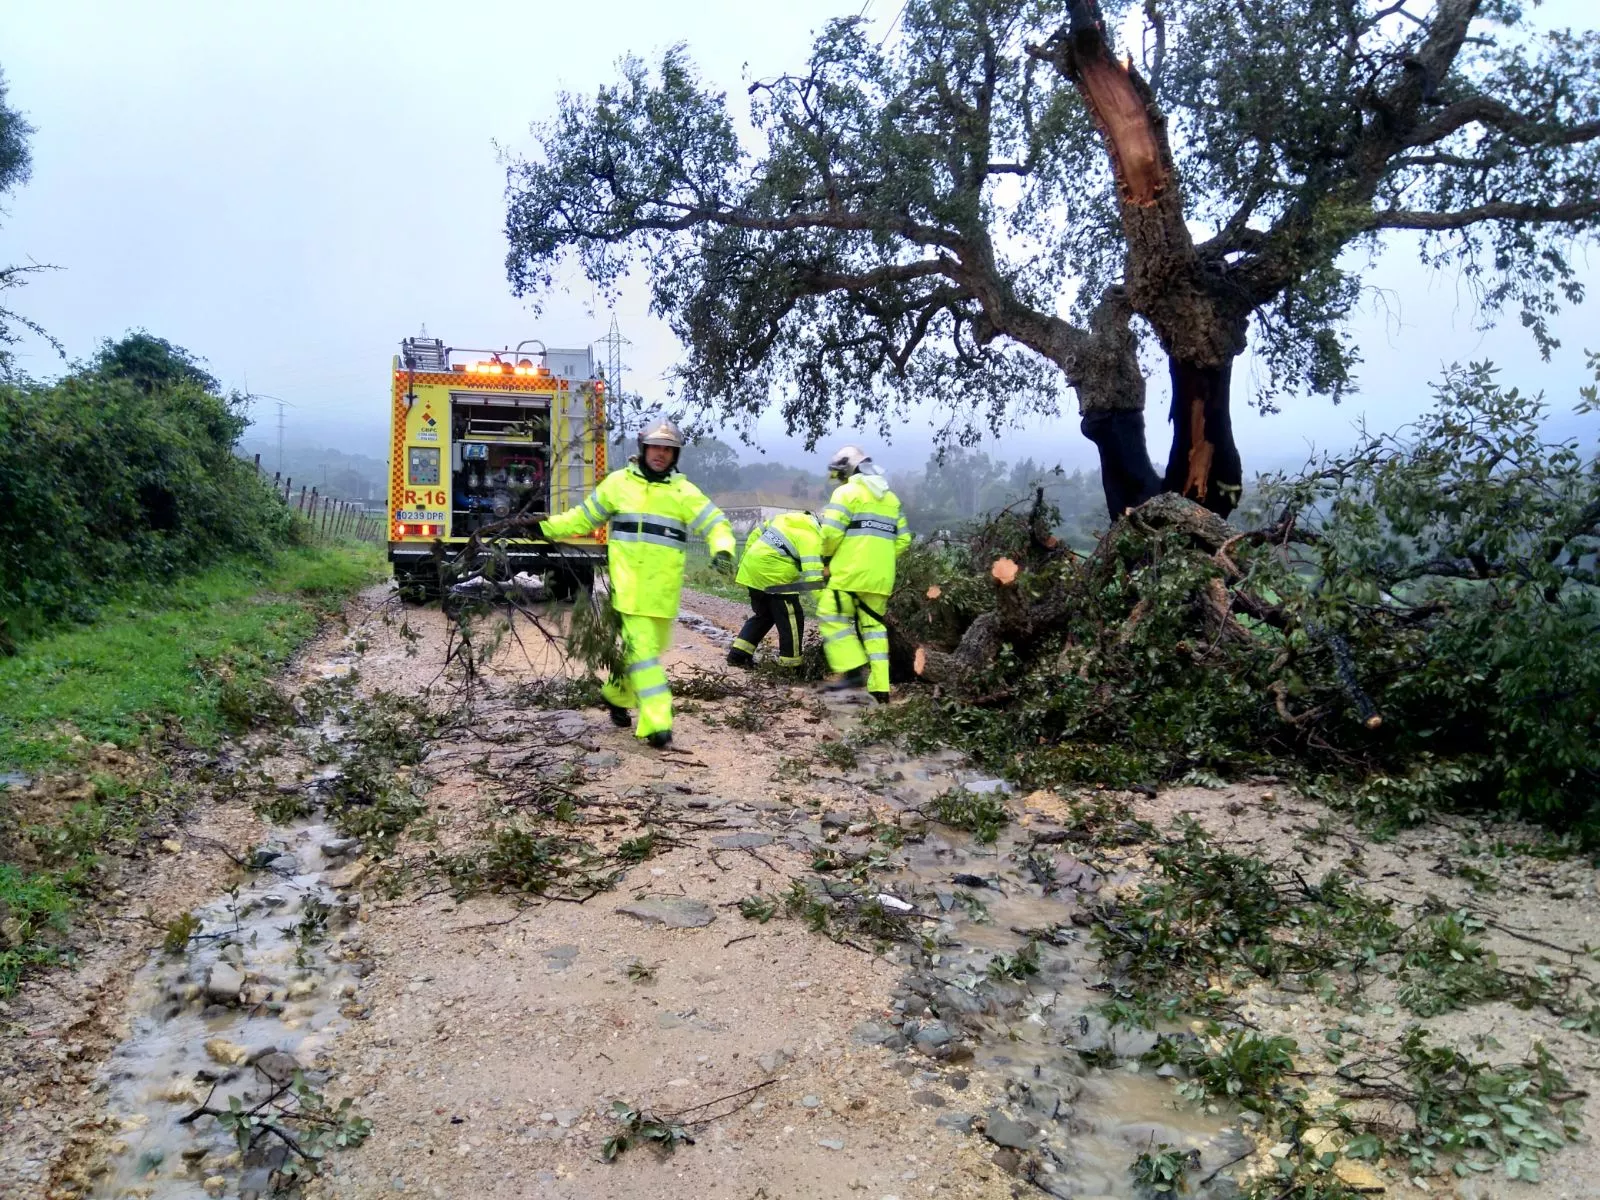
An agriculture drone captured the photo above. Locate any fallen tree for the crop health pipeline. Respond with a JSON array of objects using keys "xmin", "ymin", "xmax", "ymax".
[{"xmin": 875, "ymin": 360, "xmax": 1600, "ymax": 833}]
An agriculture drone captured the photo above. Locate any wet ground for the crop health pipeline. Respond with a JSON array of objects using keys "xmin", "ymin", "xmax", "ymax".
[{"xmin": 5, "ymin": 584, "xmax": 1598, "ymax": 1199}]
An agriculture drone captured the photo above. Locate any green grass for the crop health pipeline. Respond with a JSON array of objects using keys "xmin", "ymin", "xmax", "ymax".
[
  {"xmin": 683, "ymin": 543, "xmax": 824, "ymax": 616},
  {"xmin": 0, "ymin": 542, "xmax": 383, "ymax": 771},
  {"xmin": 0, "ymin": 542, "xmax": 381, "ymax": 995},
  {"xmin": 0, "ymin": 862, "xmax": 79, "ymax": 993},
  {"xmin": 682, "ymin": 544, "xmax": 750, "ymax": 604}
]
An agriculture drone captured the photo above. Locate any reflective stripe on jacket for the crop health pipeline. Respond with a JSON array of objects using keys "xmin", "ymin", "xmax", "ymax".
[
  {"xmin": 543, "ymin": 462, "xmax": 735, "ymax": 618},
  {"xmin": 735, "ymin": 511, "xmax": 825, "ymax": 592},
  {"xmin": 819, "ymin": 468, "xmax": 911, "ymax": 595}
]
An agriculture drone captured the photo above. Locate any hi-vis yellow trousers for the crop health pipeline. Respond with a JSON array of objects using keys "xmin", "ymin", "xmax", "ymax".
[
  {"xmin": 818, "ymin": 589, "xmax": 891, "ymax": 696},
  {"xmin": 600, "ymin": 614, "xmax": 675, "ymax": 737}
]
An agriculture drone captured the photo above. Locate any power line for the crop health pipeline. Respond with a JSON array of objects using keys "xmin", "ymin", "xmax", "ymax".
[
  {"xmin": 250, "ymin": 393, "xmax": 297, "ymax": 474},
  {"xmin": 879, "ymin": 0, "xmax": 910, "ymax": 47}
]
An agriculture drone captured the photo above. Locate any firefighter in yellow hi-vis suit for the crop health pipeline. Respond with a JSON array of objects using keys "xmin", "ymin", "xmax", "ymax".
[
  {"xmin": 817, "ymin": 445, "xmax": 911, "ymax": 702},
  {"xmin": 727, "ymin": 510, "xmax": 825, "ymax": 669},
  {"xmin": 541, "ymin": 419, "xmax": 735, "ymax": 748}
]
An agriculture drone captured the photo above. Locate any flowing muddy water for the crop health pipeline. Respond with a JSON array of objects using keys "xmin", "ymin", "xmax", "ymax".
[
  {"xmin": 92, "ymin": 814, "xmax": 369, "ymax": 1199},
  {"xmin": 91, "ymin": 667, "xmax": 377, "ymax": 1199},
  {"xmin": 827, "ymin": 735, "xmax": 1245, "ymax": 1199}
]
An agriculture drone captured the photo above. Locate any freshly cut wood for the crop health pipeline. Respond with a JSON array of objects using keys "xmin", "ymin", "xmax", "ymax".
[
  {"xmin": 914, "ymin": 646, "xmax": 928, "ymax": 676},
  {"xmin": 926, "ymin": 585, "xmax": 942, "ymax": 600},
  {"xmin": 916, "ymin": 496, "xmax": 1229, "ymax": 687}
]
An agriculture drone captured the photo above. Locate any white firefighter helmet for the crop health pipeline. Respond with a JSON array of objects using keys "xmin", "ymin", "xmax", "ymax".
[
  {"xmin": 637, "ymin": 417, "xmax": 685, "ymax": 452},
  {"xmin": 827, "ymin": 444, "xmax": 869, "ymax": 480}
]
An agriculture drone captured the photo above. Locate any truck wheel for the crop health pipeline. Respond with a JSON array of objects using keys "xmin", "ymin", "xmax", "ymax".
[
  {"xmin": 396, "ymin": 566, "xmax": 439, "ymax": 604},
  {"xmin": 547, "ymin": 570, "xmax": 578, "ymax": 604}
]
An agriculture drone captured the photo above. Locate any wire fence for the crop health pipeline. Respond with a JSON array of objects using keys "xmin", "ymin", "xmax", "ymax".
[{"xmin": 251, "ymin": 454, "xmax": 386, "ymax": 544}]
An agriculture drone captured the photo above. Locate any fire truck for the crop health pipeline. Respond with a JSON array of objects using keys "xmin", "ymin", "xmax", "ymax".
[{"xmin": 386, "ymin": 335, "xmax": 608, "ymax": 600}]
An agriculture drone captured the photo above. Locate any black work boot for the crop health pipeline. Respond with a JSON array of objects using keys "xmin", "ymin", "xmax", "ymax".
[
  {"xmin": 645, "ymin": 730, "xmax": 673, "ymax": 749},
  {"xmin": 869, "ymin": 691, "xmax": 891, "ymax": 705},
  {"xmin": 605, "ymin": 703, "xmax": 631, "ymax": 728},
  {"xmin": 726, "ymin": 648, "xmax": 755, "ymax": 669},
  {"xmin": 824, "ymin": 666, "xmax": 869, "ymax": 692}
]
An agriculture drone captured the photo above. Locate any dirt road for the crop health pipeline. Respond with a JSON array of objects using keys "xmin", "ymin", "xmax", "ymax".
[{"xmin": 4, "ymin": 586, "xmax": 1598, "ymax": 1200}]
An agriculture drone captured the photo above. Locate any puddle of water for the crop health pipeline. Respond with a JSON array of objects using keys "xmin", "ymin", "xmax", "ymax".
[
  {"xmin": 822, "ymin": 734, "xmax": 1245, "ymax": 1198},
  {"xmin": 676, "ymin": 611, "xmax": 733, "ymax": 649},
  {"xmin": 94, "ymin": 669, "xmax": 372, "ymax": 1198}
]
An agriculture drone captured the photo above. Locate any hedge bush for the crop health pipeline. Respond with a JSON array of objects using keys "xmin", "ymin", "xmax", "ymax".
[{"xmin": 0, "ymin": 334, "xmax": 293, "ymax": 642}]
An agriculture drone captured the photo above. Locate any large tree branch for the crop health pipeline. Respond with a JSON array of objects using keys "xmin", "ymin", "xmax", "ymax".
[
  {"xmin": 1235, "ymin": 0, "xmax": 1485, "ymax": 305},
  {"xmin": 1368, "ymin": 198, "xmax": 1600, "ymax": 230},
  {"xmin": 794, "ymin": 259, "xmax": 953, "ymax": 292},
  {"xmin": 1407, "ymin": 95, "xmax": 1600, "ymax": 150},
  {"xmin": 556, "ymin": 192, "xmax": 966, "ymax": 260}
]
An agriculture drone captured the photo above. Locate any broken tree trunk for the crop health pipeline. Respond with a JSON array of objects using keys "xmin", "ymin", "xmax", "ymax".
[
  {"xmin": 1164, "ymin": 359, "xmax": 1244, "ymax": 516},
  {"xmin": 915, "ymin": 555, "xmax": 1071, "ymax": 685},
  {"xmin": 1034, "ymin": 1, "xmax": 1250, "ymax": 519}
]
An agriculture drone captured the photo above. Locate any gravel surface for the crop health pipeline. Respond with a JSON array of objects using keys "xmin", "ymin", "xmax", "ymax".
[{"xmin": 7, "ymin": 581, "xmax": 1598, "ymax": 1200}]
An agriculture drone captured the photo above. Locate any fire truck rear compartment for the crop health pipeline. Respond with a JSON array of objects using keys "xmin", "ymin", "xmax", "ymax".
[{"xmin": 449, "ymin": 394, "xmax": 551, "ymax": 537}]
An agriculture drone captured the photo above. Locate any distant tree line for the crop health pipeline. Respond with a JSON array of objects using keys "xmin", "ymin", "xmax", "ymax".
[{"xmin": 672, "ymin": 435, "xmax": 1110, "ymax": 546}]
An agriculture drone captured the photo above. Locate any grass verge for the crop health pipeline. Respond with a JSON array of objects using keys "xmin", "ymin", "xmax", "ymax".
[
  {"xmin": 0, "ymin": 542, "xmax": 382, "ymax": 994},
  {"xmin": 0, "ymin": 542, "xmax": 383, "ymax": 771}
]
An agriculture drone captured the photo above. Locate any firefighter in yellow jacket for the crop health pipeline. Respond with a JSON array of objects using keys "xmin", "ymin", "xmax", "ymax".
[
  {"xmin": 540, "ymin": 419, "xmax": 735, "ymax": 748},
  {"xmin": 817, "ymin": 445, "xmax": 911, "ymax": 702},
  {"xmin": 727, "ymin": 510, "xmax": 824, "ymax": 669}
]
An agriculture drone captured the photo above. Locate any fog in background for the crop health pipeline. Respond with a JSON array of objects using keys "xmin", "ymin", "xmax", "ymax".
[{"xmin": 2, "ymin": 0, "xmax": 1595, "ymax": 489}]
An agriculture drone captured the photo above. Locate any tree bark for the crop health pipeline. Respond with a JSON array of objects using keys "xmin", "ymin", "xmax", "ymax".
[
  {"xmin": 1163, "ymin": 358, "xmax": 1243, "ymax": 516},
  {"xmin": 1082, "ymin": 409, "xmax": 1162, "ymax": 516},
  {"xmin": 1070, "ymin": 286, "xmax": 1162, "ymax": 515}
]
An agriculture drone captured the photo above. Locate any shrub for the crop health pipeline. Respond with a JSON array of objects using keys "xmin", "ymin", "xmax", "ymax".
[{"xmin": 0, "ymin": 333, "xmax": 292, "ymax": 639}]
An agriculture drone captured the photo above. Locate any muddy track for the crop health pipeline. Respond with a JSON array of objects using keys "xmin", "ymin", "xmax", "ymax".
[{"xmin": 4, "ymin": 585, "xmax": 1598, "ymax": 1200}]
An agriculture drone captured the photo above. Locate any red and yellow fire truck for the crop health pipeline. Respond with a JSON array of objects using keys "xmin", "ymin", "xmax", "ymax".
[{"xmin": 387, "ymin": 335, "xmax": 607, "ymax": 599}]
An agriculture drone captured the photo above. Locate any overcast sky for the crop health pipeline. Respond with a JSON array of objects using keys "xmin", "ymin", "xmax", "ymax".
[{"xmin": 1, "ymin": 0, "xmax": 1595, "ymax": 480}]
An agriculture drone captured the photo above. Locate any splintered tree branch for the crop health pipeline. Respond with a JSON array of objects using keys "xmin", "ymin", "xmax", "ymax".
[{"xmin": 1071, "ymin": 56, "xmax": 1166, "ymax": 207}]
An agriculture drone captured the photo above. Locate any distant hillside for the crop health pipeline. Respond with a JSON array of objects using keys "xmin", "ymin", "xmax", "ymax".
[{"xmin": 236, "ymin": 441, "xmax": 388, "ymax": 503}]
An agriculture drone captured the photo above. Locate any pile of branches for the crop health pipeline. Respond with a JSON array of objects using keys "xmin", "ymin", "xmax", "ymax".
[{"xmin": 876, "ymin": 363, "xmax": 1600, "ymax": 833}]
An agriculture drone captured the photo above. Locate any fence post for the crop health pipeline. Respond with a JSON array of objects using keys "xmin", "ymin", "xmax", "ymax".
[
  {"xmin": 253, "ymin": 453, "xmax": 261, "ymax": 474},
  {"xmin": 283, "ymin": 476, "xmax": 293, "ymax": 503}
]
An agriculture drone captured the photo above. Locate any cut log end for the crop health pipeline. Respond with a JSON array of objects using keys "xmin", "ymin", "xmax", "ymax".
[
  {"xmin": 913, "ymin": 646, "xmax": 928, "ymax": 676},
  {"xmin": 926, "ymin": 585, "xmax": 942, "ymax": 600},
  {"xmin": 1364, "ymin": 715, "xmax": 1383, "ymax": 731},
  {"xmin": 991, "ymin": 557, "xmax": 1020, "ymax": 586}
]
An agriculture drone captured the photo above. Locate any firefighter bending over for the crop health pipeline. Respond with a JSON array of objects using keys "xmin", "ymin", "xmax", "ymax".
[
  {"xmin": 817, "ymin": 445, "xmax": 911, "ymax": 702},
  {"xmin": 540, "ymin": 418, "xmax": 734, "ymax": 748},
  {"xmin": 727, "ymin": 510, "xmax": 824, "ymax": 670}
]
